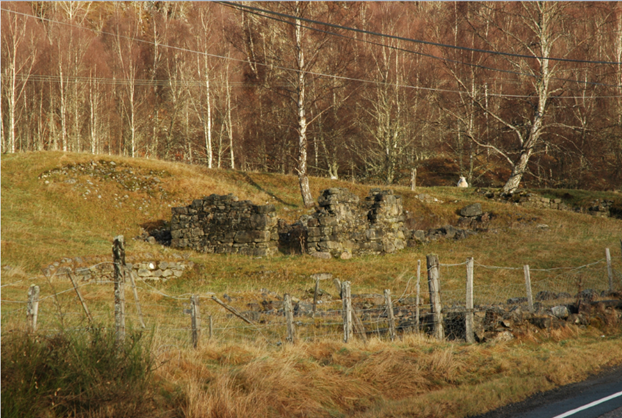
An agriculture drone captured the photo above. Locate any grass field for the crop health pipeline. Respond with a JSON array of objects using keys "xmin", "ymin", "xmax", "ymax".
[{"xmin": 2, "ymin": 151, "xmax": 622, "ymax": 417}]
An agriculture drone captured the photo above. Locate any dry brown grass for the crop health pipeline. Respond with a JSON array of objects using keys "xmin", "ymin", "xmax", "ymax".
[{"xmin": 152, "ymin": 329, "xmax": 622, "ymax": 418}]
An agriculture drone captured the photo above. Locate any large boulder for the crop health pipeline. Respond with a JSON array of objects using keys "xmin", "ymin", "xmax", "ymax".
[{"xmin": 460, "ymin": 203, "xmax": 483, "ymax": 218}]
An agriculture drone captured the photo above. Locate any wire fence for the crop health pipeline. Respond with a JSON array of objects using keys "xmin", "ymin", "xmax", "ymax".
[{"xmin": 2, "ymin": 247, "xmax": 621, "ymax": 348}]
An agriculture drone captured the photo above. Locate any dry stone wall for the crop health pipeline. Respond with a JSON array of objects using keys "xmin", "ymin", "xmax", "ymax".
[
  {"xmin": 170, "ymin": 194, "xmax": 279, "ymax": 257},
  {"xmin": 41, "ymin": 253, "xmax": 193, "ymax": 282}
]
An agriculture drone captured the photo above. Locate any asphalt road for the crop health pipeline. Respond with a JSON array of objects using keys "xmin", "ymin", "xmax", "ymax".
[{"xmin": 471, "ymin": 365, "xmax": 622, "ymax": 418}]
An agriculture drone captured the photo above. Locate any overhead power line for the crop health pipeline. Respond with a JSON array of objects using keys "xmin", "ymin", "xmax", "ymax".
[
  {"xmin": 17, "ymin": 74, "xmax": 622, "ymax": 100},
  {"xmin": 221, "ymin": 1, "xmax": 622, "ymax": 66},
  {"xmin": 225, "ymin": 1, "xmax": 622, "ymax": 89},
  {"xmin": 3, "ymin": 7, "xmax": 621, "ymax": 99}
]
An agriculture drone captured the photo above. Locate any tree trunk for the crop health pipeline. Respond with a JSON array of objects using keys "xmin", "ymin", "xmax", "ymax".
[
  {"xmin": 226, "ymin": 65, "xmax": 235, "ymax": 170},
  {"xmin": 205, "ymin": 60, "xmax": 213, "ymax": 168},
  {"xmin": 503, "ymin": 149, "xmax": 532, "ymax": 193},
  {"xmin": 295, "ymin": 6, "xmax": 314, "ymax": 207}
]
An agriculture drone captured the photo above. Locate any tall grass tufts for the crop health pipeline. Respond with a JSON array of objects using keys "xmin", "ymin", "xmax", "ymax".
[{"xmin": 1, "ymin": 326, "xmax": 157, "ymax": 418}]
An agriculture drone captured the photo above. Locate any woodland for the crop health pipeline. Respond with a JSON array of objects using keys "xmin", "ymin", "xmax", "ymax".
[{"xmin": 2, "ymin": 2, "xmax": 622, "ymax": 200}]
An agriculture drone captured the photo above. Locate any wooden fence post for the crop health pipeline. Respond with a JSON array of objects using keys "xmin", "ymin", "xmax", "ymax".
[
  {"xmin": 415, "ymin": 260, "xmax": 421, "ymax": 333},
  {"xmin": 284, "ymin": 293, "xmax": 295, "ymax": 343},
  {"xmin": 524, "ymin": 265, "xmax": 534, "ymax": 312},
  {"xmin": 465, "ymin": 257, "xmax": 475, "ymax": 343},
  {"xmin": 411, "ymin": 168, "xmax": 417, "ymax": 191},
  {"xmin": 606, "ymin": 248, "xmax": 613, "ymax": 292},
  {"xmin": 190, "ymin": 295, "xmax": 201, "ymax": 349},
  {"xmin": 333, "ymin": 278, "xmax": 342, "ymax": 299},
  {"xmin": 385, "ymin": 289, "xmax": 396, "ymax": 341},
  {"xmin": 426, "ymin": 254, "xmax": 444, "ymax": 340},
  {"xmin": 208, "ymin": 315, "xmax": 213, "ymax": 340},
  {"xmin": 342, "ymin": 281, "xmax": 352, "ymax": 343},
  {"xmin": 27, "ymin": 285, "xmax": 40, "ymax": 333},
  {"xmin": 113, "ymin": 235, "xmax": 126, "ymax": 345},
  {"xmin": 312, "ymin": 276, "xmax": 320, "ymax": 317},
  {"xmin": 68, "ymin": 273, "xmax": 93, "ymax": 324}
]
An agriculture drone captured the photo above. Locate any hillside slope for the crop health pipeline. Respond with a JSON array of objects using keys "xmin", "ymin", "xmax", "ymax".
[
  {"xmin": 2, "ymin": 151, "xmax": 621, "ymax": 277},
  {"xmin": 2, "ymin": 152, "xmax": 622, "ymax": 418}
]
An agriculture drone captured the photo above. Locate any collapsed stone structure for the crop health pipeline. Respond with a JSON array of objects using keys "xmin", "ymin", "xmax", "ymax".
[
  {"xmin": 171, "ymin": 188, "xmax": 408, "ymax": 258},
  {"xmin": 478, "ymin": 189, "xmax": 622, "ymax": 219},
  {"xmin": 299, "ymin": 188, "xmax": 406, "ymax": 258},
  {"xmin": 170, "ymin": 194, "xmax": 279, "ymax": 256}
]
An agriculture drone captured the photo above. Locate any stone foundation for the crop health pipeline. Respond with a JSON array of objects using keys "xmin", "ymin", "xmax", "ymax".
[{"xmin": 170, "ymin": 194, "xmax": 279, "ymax": 257}]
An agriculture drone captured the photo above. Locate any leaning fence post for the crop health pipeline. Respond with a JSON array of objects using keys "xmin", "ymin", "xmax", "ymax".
[
  {"xmin": 342, "ymin": 281, "xmax": 353, "ymax": 343},
  {"xmin": 190, "ymin": 295, "xmax": 201, "ymax": 349},
  {"xmin": 385, "ymin": 289, "xmax": 396, "ymax": 341},
  {"xmin": 415, "ymin": 260, "xmax": 421, "ymax": 333},
  {"xmin": 113, "ymin": 235, "xmax": 126, "ymax": 345},
  {"xmin": 465, "ymin": 257, "xmax": 475, "ymax": 343},
  {"xmin": 606, "ymin": 248, "xmax": 613, "ymax": 292},
  {"xmin": 68, "ymin": 272, "xmax": 93, "ymax": 324},
  {"xmin": 426, "ymin": 254, "xmax": 444, "ymax": 340},
  {"xmin": 284, "ymin": 293, "xmax": 295, "ymax": 343},
  {"xmin": 27, "ymin": 285, "xmax": 40, "ymax": 333},
  {"xmin": 524, "ymin": 265, "xmax": 534, "ymax": 312}
]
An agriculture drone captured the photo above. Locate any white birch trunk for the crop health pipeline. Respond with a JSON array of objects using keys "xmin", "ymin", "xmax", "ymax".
[
  {"xmin": 205, "ymin": 56, "xmax": 213, "ymax": 168},
  {"xmin": 295, "ymin": 5, "xmax": 314, "ymax": 207}
]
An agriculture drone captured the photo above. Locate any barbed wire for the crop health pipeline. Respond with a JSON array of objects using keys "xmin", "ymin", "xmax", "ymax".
[
  {"xmin": 439, "ymin": 261, "xmax": 470, "ymax": 267},
  {"xmin": 2, "ymin": 251, "xmax": 618, "ymax": 346},
  {"xmin": 1, "ymin": 279, "xmax": 26, "ymax": 288}
]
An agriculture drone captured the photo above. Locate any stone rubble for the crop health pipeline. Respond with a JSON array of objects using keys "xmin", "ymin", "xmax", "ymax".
[{"xmin": 477, "ymin": 189, "xmax": 621, "ymax": 219}]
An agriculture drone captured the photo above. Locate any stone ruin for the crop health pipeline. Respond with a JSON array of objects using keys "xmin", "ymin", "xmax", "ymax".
[
  {"xmin": 296, "ymin": 188, "xmax": 407, "ymax": 259},
  {"xmin": 170, "ymin": 194, "xmax": 279, "ymax": 257},
  {"xmin": 170, "ymin": 188, "xmax": 409, "ymax": 258}
]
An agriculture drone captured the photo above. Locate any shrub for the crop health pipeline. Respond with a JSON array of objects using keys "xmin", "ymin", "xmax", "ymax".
[{"xmin": 1, "ymin": 326, "xmax": 157, "ymax": 418}]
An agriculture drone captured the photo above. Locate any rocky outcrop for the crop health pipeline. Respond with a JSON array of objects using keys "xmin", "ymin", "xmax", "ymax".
[{"xmin": 170, "ymin": 194, "xmax": 279, "ymax": 257}]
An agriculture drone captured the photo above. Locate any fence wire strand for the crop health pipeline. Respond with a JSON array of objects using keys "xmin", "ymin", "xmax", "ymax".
[{"xmin": 2, "ymin": 252, "xmax": 620, "ymax": 346}]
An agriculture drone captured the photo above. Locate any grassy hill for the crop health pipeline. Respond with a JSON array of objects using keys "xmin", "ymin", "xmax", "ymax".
[{"xmin": 2, "ymin": 151, "xmax": 622, "ymax": 418}]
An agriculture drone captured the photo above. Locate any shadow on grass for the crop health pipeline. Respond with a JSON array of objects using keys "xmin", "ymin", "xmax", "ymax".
[{"xmin": 238, "ymin": 172, "xmax": 299, "ymax": 208}]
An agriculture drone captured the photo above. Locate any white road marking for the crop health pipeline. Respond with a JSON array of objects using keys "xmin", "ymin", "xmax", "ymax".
[{"xmin": 552, "ymin": 391, "xmax": 622, "ymax": 418}]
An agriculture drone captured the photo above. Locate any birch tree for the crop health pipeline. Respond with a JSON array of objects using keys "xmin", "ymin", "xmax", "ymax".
[
  {"xmin": 452, "ymin": 2, "xmax": 573, "ymax": 193},
  {"xmin": 1, "ymin": 8, "xmax": 36, "ymax": 153}
]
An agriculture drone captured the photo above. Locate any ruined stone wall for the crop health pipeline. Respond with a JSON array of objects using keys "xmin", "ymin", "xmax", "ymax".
[
  {"xmin": 479, "ymin": 189, "xmax": 621, "ymax": 219},
  {"xmin": 304, "ymin": 188, "xmax": 406, "ymax": 259},
  {"xmin": 170, "ymin": 194, "xmax": 279, "ymax": 256},
  {"xmin": 41, "ymin": 253, "xmax": 193, "ymax": 282},
  {"xmin": 171, "ymin": 189, "xmax": 406, "ymax": 258}
]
